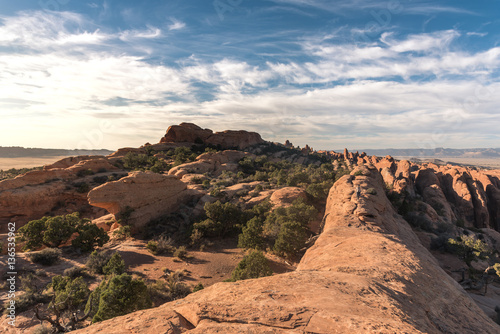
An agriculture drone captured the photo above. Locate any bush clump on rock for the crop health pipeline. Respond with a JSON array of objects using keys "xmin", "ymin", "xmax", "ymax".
[
  {"xmin": 229, "ymin": 250, "xmax": 272, "ymax": 282},
  {"xmin": 28, "ymin": 248, "xmax": 62, "ymax": 266}
]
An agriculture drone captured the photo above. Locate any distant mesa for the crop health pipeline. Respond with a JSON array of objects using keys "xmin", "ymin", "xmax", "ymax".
[{"xmin": 159, "ymin": 122, "xmax": 264, "ymax": 150}]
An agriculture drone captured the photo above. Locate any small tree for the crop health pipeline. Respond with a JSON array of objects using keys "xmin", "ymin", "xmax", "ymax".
[
  {"xmin": 230, "ymin": 250, "xmax": 272, "ymax": 282},
  {"xmin": 89, "ymin": 273, "xmax": 152, "ymax": 323},
  {"xmin": 18, "ymin": 212, "xmax": 109, "ymax": 252},
  {"xmin": 238, "ymin": 217, "xmax": 265, "ymax": 250},
  {"xmin": 86, "ymin": 250, "xmax": 113, "ymax": 274},
  {"xmin": 273, "ymin": 221, "xmax": 308, "ymax": 259},
  {"xmin": 447, "ymin": 235, "xmax": 493, "ymax": 266},
  {"xmin": 192, "ymin": 200, "xmax": 245, "ymax": 238},
  {"xmin": 102, "ymin": 252, "xmax": 126, "ymax": 276},
  {"xmin": 71, "ymin": 222, "xmax": 110, "ymax": 253},
  {"xmin": 34, "ymin": 275, "xmax": 92, "ymax": 332}
]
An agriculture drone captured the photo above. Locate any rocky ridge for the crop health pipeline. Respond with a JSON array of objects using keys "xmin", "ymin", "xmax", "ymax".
[{"xmin": 72, "ymin": 166, "xmax": 499, "ymax": 333}]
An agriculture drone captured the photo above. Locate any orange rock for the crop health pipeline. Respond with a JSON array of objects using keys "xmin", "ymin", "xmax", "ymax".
[
  {"xmin": 71, "ymin": 166, "xmax": 499, "ymax": 334},
  {"xmin": 160, "ymin": 123, "xmax": 213, "ymax": 144},
  {"xmin": 270, "ymin": 187, "xmax": 307, "ymax": 208},
  {"xmin": 88, "ymin": 171, "xmax": 201, "ymax": 228}
]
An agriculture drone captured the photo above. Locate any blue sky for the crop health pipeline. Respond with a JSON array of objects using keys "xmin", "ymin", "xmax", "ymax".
[{"xmin": 0, "ymin": 0, "xmax": 499, "ymax": 150}]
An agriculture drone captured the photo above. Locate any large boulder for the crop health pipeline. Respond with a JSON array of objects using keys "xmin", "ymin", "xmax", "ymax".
[
  {"xmin": 269, "ymin": 187, "xmax": 307, "ymax": 208},
  {"xmin": 88, "ymin": 171, "xmax": 200, "ymax": 228},
  {"xmin": 160, "ymin": 123, "xmax": 213, "ymax": 144},
  {"xmin": 71, "ymin": 166, "xmax": 499, "ymax": 334}
]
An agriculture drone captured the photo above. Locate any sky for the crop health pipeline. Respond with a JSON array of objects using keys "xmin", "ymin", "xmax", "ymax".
[{"xmin": 0, "ymin": 0, "xmax": 499, "ymax": 151}]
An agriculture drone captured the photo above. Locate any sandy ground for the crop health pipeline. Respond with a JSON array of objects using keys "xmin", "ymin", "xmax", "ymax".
[{"xmin": 0, "ymin": 156, "xmax": 70, "ymax": 170}]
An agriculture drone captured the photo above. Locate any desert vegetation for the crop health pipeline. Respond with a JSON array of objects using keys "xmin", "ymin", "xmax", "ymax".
[{"xmin": 4, "ymin": 123, "xmax": 500, "ymax": 332}]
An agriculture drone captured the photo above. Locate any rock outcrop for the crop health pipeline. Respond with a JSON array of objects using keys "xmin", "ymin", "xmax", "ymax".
[
  {"xmin": 269, "ymin": 186, "xmax": 307, "ymax": 208},
  {"xmin": 159, "ymin": 123, "xmax": 264, "ymax": 150},
  {"xmin": 169, "ymin": 150, "xmax": 253, "ymax": 178},
  {"xmin": 88, "ymin": 171, "xmax": 201, "ymax": 228},
  {"xmin": 0, "ymin": 157, "xmax": 118, "ymax": 231},
  {"xmin": 73, "ymin": 166, "xmax": 499, "ymax": 333}
]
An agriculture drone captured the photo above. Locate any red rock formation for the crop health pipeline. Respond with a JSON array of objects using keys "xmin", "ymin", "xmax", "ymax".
[
  {"xmin": 160, "ymin": 123, "xmax": 213, "ymax": 144},
  {"xmin": 269, "ymin": 187, "xmax": 307, "ymax": 208},
  {"xmin": 88, "ymin": 171, "xmax": 201, "ymax": 228},
  {"xmin": 168, "ymin": 150, "xmax": 253, "ymax": 178},
  {"xmin": 205, "ymin": 130, "xmax": 264, "ymax": 150},
  {"xmin": 159, "ymin": 123, "xmax": 264, "ymax": 150},
  {"xmin": 71, "ymin": 166, "xmax": 499, "ymax": 334},
  {"xmin": 0, "ymin": 157, "xmax": 118, "ymax": 230},
  {"xmin": 43, "ymin": 155, "xmax": 106, "ymax": 170}
]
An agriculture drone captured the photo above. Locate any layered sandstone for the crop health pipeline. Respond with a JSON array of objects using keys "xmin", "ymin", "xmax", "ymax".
[
  {"xmin": 0, "ymin": 157, "xmax": 117, "ymax": 230},
  {"xmin": 73, "ymin": 166, "xmax": 499, "ymax": 333},
  {"xmin": 88, "ymin": 171, "xmax": 201, "ymax": 228}
]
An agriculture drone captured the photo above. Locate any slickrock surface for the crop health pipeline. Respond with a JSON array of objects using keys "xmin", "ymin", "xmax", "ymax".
[
  {"xmin": 73, "ymin": 166, "xmax": 499, "ymax": 333},
  {"xmin": 88, "ymin": 171, "xmax": 201, "ymax": 228}
]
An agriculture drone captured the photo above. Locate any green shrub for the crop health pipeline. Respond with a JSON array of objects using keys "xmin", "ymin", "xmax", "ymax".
[
  {"xmin": 102, "ymin": 253, "xmax": 126, "ymax": 276},
  {"xmin": 493, "ymin": 263, "xmax": 500, "ymax": 278},
  {"xmin": 77, "ymin": 169, "xmax": 95, "ymax": 177},
  {"xmin": 75, "ymin": 182, "xmax": 91, "ymax": 193},
  {"xmin": 49, "ymin": 275, "xmax": 90, "ymax": 313},
  {"xmin": 238, "ymin": 217, "xmax": 265, "ymax": 250},
  {"xmin": 28, "ymin": 248, "xmax": 61, "ymax": 266},
  {"xmin": 229, "ymin": 250, "xmax": 272, "ymax": 282},
  {"xmin": 192, "ymin": 283, "xmax": 204, "ymax": 293},
  {"xmin": 164, "ymin": 271, "xmax": 191, "ymax": 300},
  {"xmin": 192, "ymin": 201, "xmax": 245, "ymax": 238},
  {"xmin": 88, "ymin": 273, "xmax": 152, "ymax": 323},
  {"xmin": 146, "ymin": 240, "xmax": 159, "ymax": 254},
  {"xmin": 263, "ymin": 199, "xmax": 317, "ymax": 240},
  {"xmin": 86, "ymin": 250, "xmax": 113, "ymax": 274},
  {"xmin": 273, "ymin": 221, "xmax": 308, "ymax": 259},
  {"xmin": 173, "ymin": 246, "xmax": 188, "ymax": 259},
  {"xmin": 306, "ymin": 181, "xmax": 333, "ymax": 201},
  {"xmin": 154, "ymin": 236, "xmax": 175, "ymax": 255},
  {"xmin": 63, "ymin": 266, "xmax": 85, "ymax": 279},
  {"xmin": 18, "ymin": 212, "xmax": 108, "ymax": 252},
  {"xmin": 113, "ymin": 225, "xmax": 131, "ymax": 240},
  {"xmin": 446, "ymin": 235, "xmax": 493, "ymax": 265},
  {"xmin": 366, "ymin": 188, "xmax": 377, "ymax": 195},
  {"xmin": 71, "ymin": 221, "xmax": 110, "ymax": 253}
]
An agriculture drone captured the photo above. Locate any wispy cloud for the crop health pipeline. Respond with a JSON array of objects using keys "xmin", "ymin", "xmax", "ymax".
[
  {"xmin": 0, "ymin": 8, "xmax": 499, "ymax": 150},
  {"xmin": 119, "ymin": 26, "xmax": 162, "ymax": 41},
  {"xmin": 168, "ymin": 18, "xmax": 186, "ymax": 31}
]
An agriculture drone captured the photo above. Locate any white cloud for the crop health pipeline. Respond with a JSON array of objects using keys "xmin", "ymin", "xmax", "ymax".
[
  {"xmin": 168, "ymin": 18, "xmax": 186, "ymax": 31},
  {"xmin": 119, "ymin": 27, "xmax": 162, "ymax": 41},
  {"xmin": 381, "ymin": 30, "xmax": 460, "ymax": 53},
  {"xmin": 1, "ymin": 10, "xmax": 499, "ymax": 150}
]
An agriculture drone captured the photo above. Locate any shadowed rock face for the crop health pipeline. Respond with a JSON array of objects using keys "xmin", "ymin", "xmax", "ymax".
[
  {"xmin": 72, "ymin": 166, "xmax": 499, "ymax": 334},
  {"xmin": 371, "ymin": 157, "xmax": 500, "ymax": 230}
]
